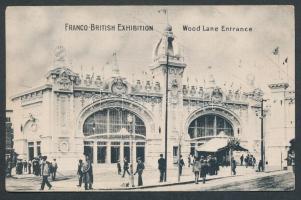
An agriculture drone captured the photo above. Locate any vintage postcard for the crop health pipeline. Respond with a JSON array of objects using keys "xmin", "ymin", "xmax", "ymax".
[{"xmin": 5, "ymin": 6, "xmax": 295, "ymax": 191}]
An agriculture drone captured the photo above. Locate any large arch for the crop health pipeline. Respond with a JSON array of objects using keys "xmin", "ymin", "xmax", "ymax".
[
  {"xmin": 77, "ymin": 97, "xmax": 155, "ymax": 137},
  {"xmin": 76, "ymin": 97, "xmax": 156, "ymax": 164},
  {"xmin": 184, "ymin": 105, "xmax": 241, "ymax": 139}
]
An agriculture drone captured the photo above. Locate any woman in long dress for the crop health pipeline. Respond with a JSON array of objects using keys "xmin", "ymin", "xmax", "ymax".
[
  {"xmin": 200, "ymin": 157, "xmax": 208, "ymax": 184},
  {"xmin": 192, "ymin": 157, "xmax": 201, "ymax": 184}
]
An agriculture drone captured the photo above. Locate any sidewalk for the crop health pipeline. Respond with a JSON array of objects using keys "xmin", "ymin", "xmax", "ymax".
[{"xmin": 6, "ymin": 165, "xmax": 285, "ymax": 191}]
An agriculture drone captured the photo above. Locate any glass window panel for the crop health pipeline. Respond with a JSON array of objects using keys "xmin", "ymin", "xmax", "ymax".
[
  {"xmin": 188, "ymin": 114, "xmax": 233, "ymax": 139},
  {"xmin": 197, "ymin": 117, "xmax": 205, "ymax": 127},
  {"xmin": 83, "ymin": 108, "xmax": 146, "ymax": 136}
]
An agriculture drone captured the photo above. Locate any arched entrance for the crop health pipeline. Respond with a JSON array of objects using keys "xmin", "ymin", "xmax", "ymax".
[
  {"xmin": 83, "ymin": 108, "xmax": 146, "ymax": 164},
  {"xmin": 78, "ymin": 98, "xmax": 155, "ymax": 165},
  {"xmin": 185, "ymin": 106, "xmax": 241, "ymax": 156}
]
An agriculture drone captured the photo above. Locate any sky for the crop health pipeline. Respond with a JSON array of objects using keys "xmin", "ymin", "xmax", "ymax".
[{"xmin": 6, "ymin": 6, "xmax": 295, "ymax": 108}]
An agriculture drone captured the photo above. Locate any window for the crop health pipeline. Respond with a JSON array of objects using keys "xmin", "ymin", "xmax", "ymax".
[
  {"xmin": 188, "ymin": 114, "xmax": 233, "ymax": 139},
  {"xmin": 83, "ymin": 108, "xmax": 146, "ymax": 137},
  {"xmin": 173, "ymin": 146, "xmax": 178, "ymax": 157},
  {"xmin": 37, "ymin": 141, "xmax": 41, "ymax": 156}
]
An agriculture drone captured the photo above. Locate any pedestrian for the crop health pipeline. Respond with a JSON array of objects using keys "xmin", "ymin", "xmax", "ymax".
[
  {"xmin": 51, "ymin": 159, "xmax": 58, "ymax": 181},
  {"xmin": 188, "ymin": 155, "xmax": 191, "ymax": 168},
  {"xmin": 33, "ymin": 158, "xmax": 39, "ymax": 176},
  {"xmin": 249, "ymin": 155, "xmax": 254, "ymax": 167},
  {"xmin": 16, "ymin": 159, "xmax": 23, "ymax": 175},
  {"xmin": 213, "ymin": 157, "xmax": 219, "ymax": 175},
  {"xmin": 134, "ymin": 158, "xmax": 145, "ymax": 186},
  {"xmin": 231, "ymin": 158, "xmax": 237, "ymax": 175},
  {"xmin": 158, "ymin": 154, "xmax": 166, "ymax": 182},
  {"xmin": 77, "ymin": 159, "xmax": 83, "ymax": 187},
  {"xmin": 117, "ymin": 160, "xmax": 121, "ymax": 175},
  {"xmin": 252, "ymin": 157, "xmax": 256, "ymax": 169},
  {"xmin": 122, "ymin": 157, "xmax": 130, "ymax": 178},
  {"xmin": 23, "ymin": 160, "xmax": 28, "ymax": 173},
  {"xmin": 38, "ymin": 155, "xmax": 43, "ymax": 176},
  {"xmin": 178, "ymin": 155, "xmax": 185, "ymax": 176},
  {"xmin": 192, "ymin": 157, "xmax": 201, "ymax": 184},
  {"xmin": 28, "ymin": 160, "xmax": 32, "ymax": 174},
  {"xmin": 240, "ymin": 154, "xmax": 244, "ymax": 166},
  {"xmin": 82, "ymin": 155, "xmax": 92, "ymax": 190},
  {"xmin": 200, "ymin": 157, "xmax": 207, "ymax": 184},
  {"xmin": 258, "ymin": 160, "xmax": 263, "ymax": 172},
  {"xmin": 88, "ymin": 159, "xmax": 93, "ymax": 190},
  {"xmin": 6, "ymin": 156, "xmax": 12, "ymax": 177},
  {"xmin": 40, "ymin": 156, "xmax": 52, "ymax": 190},
  {"xmin": 208, "ymin": 155, "xmax": 214, "ymax": 175},
  {"xmin": 244, "ymin": 156, "xmax": 249, "ymax": 168}
]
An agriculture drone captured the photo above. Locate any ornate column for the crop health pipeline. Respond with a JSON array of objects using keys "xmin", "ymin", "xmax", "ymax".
[
  {"xmin": 106, "ymin": 142, "xmax": 111, "ymax": 163},
  {"xmin": 93, "ymin": 141, "xmax": 97, "ymax": 164},
  {"xmin": 120, "ymin": 142, "xmax": 124, "ymax": 162},
  {"xmin": 133, "ymin": 142, "xmax": 137, "ymax": 163}
]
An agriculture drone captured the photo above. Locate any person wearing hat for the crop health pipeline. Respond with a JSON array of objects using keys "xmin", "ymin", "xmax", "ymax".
[
  {"xmin": 77, "ymin": 159, "xmax": 83, "ymax": 187},
  {"xmin": 192, "ymin": 156, "xmax": 201, "ymax": 184},
  {"xmin": 117, "ymin": 160, "xmax": 121, "ymax": 175},
  {"xmin": 200, "ymin": 156, "xmax": 207, "ymax": 184},
  {"xmin": 122, "ymin": 157, "xmax": 130, "ymax": 178},
  {"xmin": 82, "ymin": 155, "xmax": 92, "ymax": 190},
  {"xmin": 134, "ymin": 157, "xmax": 145, "ymax": 186},
  {"xmin": 51, "ymin": 158, "xmax": 58, "ymax": 181},
  {"xmin": 158, "ymin": 154, "xmax": 166, "ymax": 182},
  {"xmin": 178, "ymin": 155, "xmax": 185, "ymax": 176},
  {"xmin": 40, "ymin": 156, "xmax": 52, "ymax": 190}
]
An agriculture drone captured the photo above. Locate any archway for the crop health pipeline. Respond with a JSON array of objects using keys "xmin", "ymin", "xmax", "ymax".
[
  {"xmin": 185, "ymin": 105, "xmax": 241, "ymax": 156},
  {"xmin": 77, "ymin": 98, "xmax": 155, "ymax": 165}
]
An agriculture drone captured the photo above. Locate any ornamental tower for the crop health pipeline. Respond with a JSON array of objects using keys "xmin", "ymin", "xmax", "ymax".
[{"xmin": 149, "ymin": 24, "xmax": 187, "ymax": 166}]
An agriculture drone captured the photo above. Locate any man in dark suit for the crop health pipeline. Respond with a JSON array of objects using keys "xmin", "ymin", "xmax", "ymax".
[
  {"xmin": 122, "ymin": 157, "xmax": 130, "ymax": 178},
  {"xmin": 158, "ymin": 154, "xmax": 166, "ymax": 182}
]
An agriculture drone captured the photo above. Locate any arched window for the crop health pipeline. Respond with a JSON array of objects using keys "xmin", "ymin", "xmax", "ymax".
[
  {"xmin": 83, "ymin": 108, "xmax": 146, "ymax": 136},
  {"xmin": 188, "ymin": 114, "xmax": 233, "ymax": 139}
]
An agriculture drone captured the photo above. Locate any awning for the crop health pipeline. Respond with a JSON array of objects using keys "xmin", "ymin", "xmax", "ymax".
[
  {"xmin": 196, "ymin": 135, "xmax": 248, "ymax": 153},
  {"xmin": 197, "ymin": 137, "xmax": 229, "ymax": 153},
  {"xmin": 218, "ymin": 144, "xmax": 248, "ymax": 152}
]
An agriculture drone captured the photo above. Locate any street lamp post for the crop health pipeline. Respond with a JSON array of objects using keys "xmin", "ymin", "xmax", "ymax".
[
  {"xmin": 164, "ymin": 42, "xmax": 170, "ymax": 182},
  {"xmin": 127, "ymin": 114, "xmax": 135, "ymax": 187},
  {"xmin": 260, "ymin": 99, "xmax": 267, "ymax": 172}
]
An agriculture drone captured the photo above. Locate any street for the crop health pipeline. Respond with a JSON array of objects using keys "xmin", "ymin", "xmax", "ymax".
[{"xmin": 141, "ymin": 171, "xmax": 295, "ymax": 191}]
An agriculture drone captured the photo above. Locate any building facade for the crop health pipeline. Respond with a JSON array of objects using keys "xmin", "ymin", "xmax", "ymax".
[{"xmin": 10, "ymin": 25, "xmax": 295, "ymax": 170}]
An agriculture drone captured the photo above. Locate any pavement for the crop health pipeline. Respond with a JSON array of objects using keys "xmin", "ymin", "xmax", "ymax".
[{"xmin": 5, "ymin": 165, "xmax": 292, "ymax": 192}]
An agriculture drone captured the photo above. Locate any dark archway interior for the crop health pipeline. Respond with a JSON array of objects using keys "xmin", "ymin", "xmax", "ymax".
[{"xmin": 188, "ymin": 114, "xmax": 234, "ymax": 139}]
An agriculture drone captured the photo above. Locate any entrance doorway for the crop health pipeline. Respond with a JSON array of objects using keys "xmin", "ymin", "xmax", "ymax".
[
  {"xmin": 111, "ymin": 145, "xmax": 120, "ymax": 163},
  {"xmin": 124, "ymin": 146, "xmax": 130, "ymax": 161},
  {"xmin": 28, "ymin": 142, "xmax": 34, "ymax": 161},
  {"xmin": 136, "ymin": 147, "xmax": 145, "ymax": 162},
  {"xmin": 97, "ymin": 146, "xmax": 106, "ymax": 163}
]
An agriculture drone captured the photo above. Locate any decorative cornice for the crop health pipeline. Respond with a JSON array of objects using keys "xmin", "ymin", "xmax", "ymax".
[{"xmin": 10, "ymin": 84, "xmax": 52, "ymax": 101}]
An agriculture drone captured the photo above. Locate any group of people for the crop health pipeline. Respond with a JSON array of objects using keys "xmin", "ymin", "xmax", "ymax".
[
  {"xmin": 192, "ymin": 156, "xmax": 209, "ymax": 184},
  {"xmin": 77, "ymin": 155, "xmax": 94, "ymax": 190},
  {"xmin": 116, "ymin": 157, "xmax": 145, "ymax": 187},
  {"xmin": 15, "ymin": 159, "xmax": 30, "ymax": 175},
  {"xmin": 240, "ymin": 154, "xmax": 256, "ymax": 168},
  {"xmin": 13, "ymin": 155, "xmax": 58, "ymax": 182}
]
